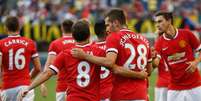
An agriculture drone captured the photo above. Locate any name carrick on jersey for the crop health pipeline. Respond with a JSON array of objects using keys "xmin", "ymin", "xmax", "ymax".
[
  {"xmin": 95, "ymin": 41, "xmax": 113, "ymax": 99},
  {"xmin": 155, "ymin": 29, "xmax": 201, "ymax": 90},
  {"xmin": 0, "ymin": 35, "xmax": 38, "ymax": 89},
  {"xmin": 106, "ymin": 29, "xmax": 152, "ymax": 100},
  {"xmin": 49, "ymin": 42, "xmax": 103, "ymax": 101},
  {"xmin": 48, "ymin": 35, "xmax": 74, "ymax": 92}
]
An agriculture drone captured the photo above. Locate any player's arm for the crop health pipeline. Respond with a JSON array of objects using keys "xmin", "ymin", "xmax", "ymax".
[
  {"xmin": 71, "ymin": 48, "xmax": 114, "ymax": 67},
  {"xmin": 185, "ymin": 30, "xmax": 201, "ymax": 73},
  {"xmin": 30, "ymin": 57, "xmax": 42, "ymax": 79},
  {"xmin": 71, "ymin": 48, "xmax": 148, "ymax": 79},
  {"xmin": 17, "ymin": 68, "xmax": 56, "ymax": 101},
  {"xmin": 185, "ymin": 50, "xmax": 201, "ymax": 73},
  {"xmin": 0, "ymin": 54, "xmax": 2, "ymax": 87},
  {"xmin": 112, "ymin": 64, "xmax": 148, "ymax": 79},
  {"xmin": 152, "ymin": 55, "xmax": 161, "ymax": 68},
  {"xmin": 29, "ymin": 68, "xmax": 55, "ymax": 91},
  {"xmin": 40, "ymin": 54, "xmax": 56, "ymax": 97}
]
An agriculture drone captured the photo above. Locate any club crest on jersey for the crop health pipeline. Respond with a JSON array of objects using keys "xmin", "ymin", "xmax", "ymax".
[{"xmin": 179, "ymin": 40, "xmax": 186, "ymax": 48}]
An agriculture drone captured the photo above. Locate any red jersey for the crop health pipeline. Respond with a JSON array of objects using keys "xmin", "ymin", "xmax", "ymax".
[
  {"xmin": 154, "ymin": 39, "xmax": 170, "ymax": 87},
  {"xmin": 48, "ymin": 35, "xmax": 74, "ymax": 92},
  {"xmin": 155, "ymin": 29, "xmax": 201, "ymax": 90},
  {"xmin": 106, "ymin": 29, "xmax": 152, "ymax": 100},
  {"xmin": 0, "ymin": 35, "xmax": 38, "ymax": 89},
  {"xmin": 96, "ymin": 41, "xmax": 113, "ymax": 99},
  {"xmin": 49, "ymin": 42, "xmax": 102, "ymax": 101}
]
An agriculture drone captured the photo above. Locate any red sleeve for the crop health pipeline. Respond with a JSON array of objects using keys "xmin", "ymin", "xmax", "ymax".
[
  {"xmin": 154, "ymin": 38, "xmax": 162, "ymax": 59},
  {"xmin": 29, "ymin": 40, "xmax": 39, "ymax": 58},
  {"xmin": 49, "ymin": 52, "xmax": 65, "ymax": 74},
  {"xmin": 106, "ymin": 33, "xmax": 119, "ymax": 54},
  {"xmin": 186, "ymin": 30, "xmax": 201, "ymax": 51},
  {"xmin": 0, "ymin": 41, "xmax": 2, "ymax": 56},
  {"xmin": 48, "ymin": 41, "xmax": 59, "ymax": 55},
  {"xmin": 147, "ymin": 44, "xmax": 152, "ymax": 63}
]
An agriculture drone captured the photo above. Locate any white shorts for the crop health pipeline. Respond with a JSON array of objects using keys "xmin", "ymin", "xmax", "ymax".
[
  {"xmin": 100, "ymin": 98, "xmax": 110, "ymax": 101},
  {"xmin": 56, "ymin": 92, "xmax": 66, "ymax": 101},
  {"xmin": 167, "ymin": 86, "xmax": 201, "ymax": 101},
  {"xmin": 155, "ymin": 87, "xmax": 168, "ymax": 101},
  {"xmin": 1, "ymin": 86, "xmax": 34, "ymax": 101},
  {"xmin": 114, "ymin": 100, "xmax": 146, "ymax": 101}
]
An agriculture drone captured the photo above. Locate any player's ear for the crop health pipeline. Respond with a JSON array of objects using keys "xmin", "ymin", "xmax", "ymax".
[
  {"xmin": 113, "ymin": 20, "xmax": 120, "ymax": 27},
  {"xmin": 167, "ymin": 19, "xmax": 172, "ymax": 25}
]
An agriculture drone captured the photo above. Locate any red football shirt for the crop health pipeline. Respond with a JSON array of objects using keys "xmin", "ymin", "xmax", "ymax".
[
  {"xmin": 154, "ymin": 39, "xmax": 170, "ymax": 87},
  {"xmin": 49, "ymin": 42, "xmax": 102, "ymax": 101},
  {"xmin": 0, "ymin": 35, "xmax": 38, "ymax": 89},
  {"xmin": 106, "ymin": 29, "xmax": 152, "ymax": 100},
  {"xmin": 96, "ymin": 41, "xmax": 113, "ymax": 99},
  {"xmin": 48, "ymin": 35, "xmax": 74, "ymax": 92},
  {"xmin": 155, "ymin": 29, "xmax": 201, "ymax": 90}
]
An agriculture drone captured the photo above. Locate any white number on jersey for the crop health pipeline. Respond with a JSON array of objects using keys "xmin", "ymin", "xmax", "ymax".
[
  {"xmin": 77, "ymin": 61, "xmax": 90, "ymax": 87},
  {"xmin": 124, "ymin": 43, "xmax": 147, "ymax": 70},
  {"xmin": 9, "ymin": 48, "xmax": 26, "ymax": 70},
  {"xmin": 100, "ymin": 66, "xmax": 110, "ymax": 79}
]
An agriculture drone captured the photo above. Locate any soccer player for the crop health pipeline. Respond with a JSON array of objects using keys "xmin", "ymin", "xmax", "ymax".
[
  {"xmin": 71, "ymin": 8, "xmax": 153, "ymax": 101},
  {"xmin": 153, "ymin": 11, "xmax": 201, "ymax": 101},
  {"xmin": 41, "ymin": 19, "xmax": 74, "ymax": 101},
  {"xmin": 152, "ymin": 30, "xmax": 170, "ymax": 101},
  {"xmin": 94, "ymin": 20, "xmax": 113, "ymax": 101},
  {"xmin": 17, "ymin": 20, "xmax": 103, "ymax": 101},
  {"xmin": 0, "ymin": 16, "xmax": 41, "ymax": 101}
]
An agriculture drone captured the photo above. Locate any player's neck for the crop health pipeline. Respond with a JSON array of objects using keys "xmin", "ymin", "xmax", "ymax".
[
  {"xmin": 76, "ymin": 40, "xmax": 90, "ymax": 46},
  {"xmin": 97, "ymin": 37, "xmax": 106, "ymax": 42},
  {"xmin": 8, "ymin": 32, "xmax": 19, "ymax": 36},
  {"xmin": 165, "ymin": 25, "xmax": 176, "ymax": 39},
  {"xmin": 63, "ymin": 33, "xmax": 72, "ymax": 36}
]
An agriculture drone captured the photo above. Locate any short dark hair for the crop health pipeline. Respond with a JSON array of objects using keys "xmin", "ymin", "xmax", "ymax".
[
  {"xmin": 94, "ymin": 20, "xmax": 106, "ymax": 39},
  {"xmin": 72, "ymin": 20, "xmax": 90, "ymax": 42},
  {"xmin": 105, "ymin": 8, "xmax": 126, "ymax": 25},
  {"xmin": 62, "ymin": 19, "xmax": 74, "ymax": 33},
  {"xmin": 5, "ymin": 16, "xmax": 20, "ymax": 32},
  {"xmin": 154, "ymin": 11, "xmax": 173, "ymax": 24}
]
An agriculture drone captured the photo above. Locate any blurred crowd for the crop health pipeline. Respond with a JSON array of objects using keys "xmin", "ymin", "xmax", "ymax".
[{"xmin": 0, "ymin": 0, "xmax": 201, "ymax": 31}]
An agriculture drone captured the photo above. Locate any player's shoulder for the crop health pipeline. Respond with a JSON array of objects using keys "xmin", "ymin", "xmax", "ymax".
[
  {"xmin": 50, "ymin": 37, "xmax": 63, "ymax": 44},
  {"xmin": 178, "ymin": 29, "xmax": 193, "ymax": 35},
  {"xmin": 20, "ymin": 36, "xmax": 35, "ymax": 43}
]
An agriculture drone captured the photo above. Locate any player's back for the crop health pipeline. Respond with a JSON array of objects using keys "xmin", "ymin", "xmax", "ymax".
[
  {"xmin": 0, "ymin": 35, "xmax": 38, "ymax": 89},
  {"xmin": 52, "ymin": 42, "xmax": 102, "ymax": 101},
  {"xmin": 95, "ymin": 41, "xmax": 113, "ymax": 99},
  {"xmin": 48, "ymin": 35, "xmax": 74, "ymax": 92},
  {"xmin": 106, "ymin": 29, "xmax": 152, "ymax": 100},
  {"xmin": 49, "ymin": 36, "xmax": 74, "ymax": 55}
]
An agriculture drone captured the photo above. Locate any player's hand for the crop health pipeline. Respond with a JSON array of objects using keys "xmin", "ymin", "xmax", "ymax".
[
  {"xmin": 151, "ymin": 47, "xmax": 157, "ymax": 59},
  {"xmin": 137, "ymin": 69, "xmax": 148, "ymax": 79},
  {"xmin": 40, "ymin": 84, "xmax": 48, "ymax": 97},
  {"xmin": 185, "ymin": 60, "xmax": 198, "ymax": 73},
  {"xmin": 17, "ymin": 87, "xmax": 29, "ymax": 101},
  {"xmin": 71, "ymin": 48, "xmax": 86, "ymax": 59}
]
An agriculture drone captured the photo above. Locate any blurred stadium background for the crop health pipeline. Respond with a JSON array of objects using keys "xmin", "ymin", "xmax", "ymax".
[{"xmin": 0, "ymin": 0, "xmax": 201, "ymax": 101}]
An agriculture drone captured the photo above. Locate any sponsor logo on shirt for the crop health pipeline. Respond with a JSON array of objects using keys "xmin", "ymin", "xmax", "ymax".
[{"xmin": 167, "ymin": 52, "xmax": 186, "ymax": 61}]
